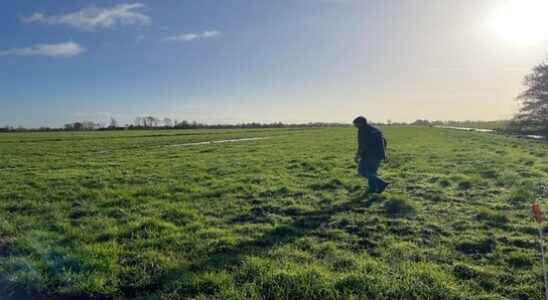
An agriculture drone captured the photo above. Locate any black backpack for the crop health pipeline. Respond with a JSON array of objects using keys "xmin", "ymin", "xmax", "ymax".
[
  {"xmin": 359, "ymin": 126, "xmax": 388, "ymax": 160},
  {"xmin": 369, "ymin": 130, "xmax": 387, "ymax": 160},
  {"xmin": 378, "ymin": 134, "xmax": 387, "ymax": 160}
]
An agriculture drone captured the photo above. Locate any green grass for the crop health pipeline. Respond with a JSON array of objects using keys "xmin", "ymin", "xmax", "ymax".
[{"xmin": 0, "ymin": 126, "xmax": 547, "ymax": 299}]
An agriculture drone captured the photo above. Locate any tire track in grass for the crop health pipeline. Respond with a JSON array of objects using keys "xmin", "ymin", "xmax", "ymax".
[
  {"xmin": 93, "ymin": 137, "xmax": 272, "ymax": 154},
  {"xmin": 165, "ymin": 137, "xmax": 270, "ymax": 147}
]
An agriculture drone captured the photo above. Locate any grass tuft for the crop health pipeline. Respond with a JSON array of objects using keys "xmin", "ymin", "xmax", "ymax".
[
  {"xmin": 383, "ymin": 195, "xmax": 417, "ymax": 217},
  {"xmin": 456, "ymin": 237, "xmax": 497, "ymax": 255}
]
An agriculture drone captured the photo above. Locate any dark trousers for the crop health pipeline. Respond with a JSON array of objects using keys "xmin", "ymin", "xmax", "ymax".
[{"xmin": 358, "ymin": 158, "xmax": 387, "ymax": 191}]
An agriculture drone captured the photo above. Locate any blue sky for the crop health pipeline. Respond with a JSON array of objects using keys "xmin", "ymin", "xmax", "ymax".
[{"xmin": 2, "ymin": 0, "xmax": 548, "ymax": 127}]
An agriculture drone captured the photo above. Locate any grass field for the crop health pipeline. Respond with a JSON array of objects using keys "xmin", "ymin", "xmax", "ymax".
[{"xmin": 1, "ymin": 126, "xmax": 547, "ymax": 299}]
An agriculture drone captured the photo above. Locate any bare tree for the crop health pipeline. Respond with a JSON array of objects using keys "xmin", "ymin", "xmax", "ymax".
[
  {"xmin": 109, "ymin": 117, "xmax": 118, "ymax": 129},
  {"xmin": 145, "ymin": 116, "xmax": 159, "ymax": 128},
  {"xmin": 513, "ymin": 59, "xmax": 548, "ymax": 136},
  {"xmin": 163, "ymin": 118, "xmax": 173, "ymax": 127},
  {"xmin": 82, "ymin": 121, "xmax": 97, "ymax": 130},
  {"xmin": 177, "ymin": 120, "xmax": 189, "ymax": 128},
  {"xmin": 135, "ymin": 117, "xmax": 143, "ymax": 127}
]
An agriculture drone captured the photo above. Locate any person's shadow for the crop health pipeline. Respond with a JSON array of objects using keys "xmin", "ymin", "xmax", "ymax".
[{"xmin": 182, "ymin": 190, "xmax": 385, "ymax": 274}]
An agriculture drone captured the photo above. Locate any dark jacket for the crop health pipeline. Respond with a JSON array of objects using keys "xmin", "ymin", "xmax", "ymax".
[{"xmin": 357, "ymin": 125, "xmax": 386, "ymax": 160}]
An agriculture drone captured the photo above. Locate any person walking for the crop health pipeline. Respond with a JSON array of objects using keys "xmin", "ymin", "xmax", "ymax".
[{"xmin": 353, "ymin": 116, "xmax": 390, "ymax": 193}]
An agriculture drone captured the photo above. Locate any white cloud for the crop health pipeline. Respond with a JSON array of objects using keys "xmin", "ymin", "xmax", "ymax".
[
  {"xmin": 0, "ymin": 42, "xmax": 85, "ymax": 58},
  {"xmin": 164, "ymin": 30, "xmax": 220, "ymax": 42},
  {"xmin": 22, "ymin": 3, "xmax": 150, "ymax": 31}
]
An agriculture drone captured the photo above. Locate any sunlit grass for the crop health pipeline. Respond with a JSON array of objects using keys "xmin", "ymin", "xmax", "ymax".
[{"xmin": 0, "ymin": 127, "xmax": 547, "ymax": 299}]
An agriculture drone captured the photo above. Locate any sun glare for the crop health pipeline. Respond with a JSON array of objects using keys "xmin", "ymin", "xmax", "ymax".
[{"xmin": 491, "ymin": 0, "xmax": 548, "ymax": 43}]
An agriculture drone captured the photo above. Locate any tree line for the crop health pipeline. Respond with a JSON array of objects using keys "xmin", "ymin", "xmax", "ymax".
[
  {"xmin": 1, "ymin": 118, "xmax": 510, "ymax": 133},
  {"xmin": 0, "ymin": 118, "xmax": 350, "ymax": 132},
  {"xmin": 402, "ymin": 119, "xmax": 509, "ymax": 130}
]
